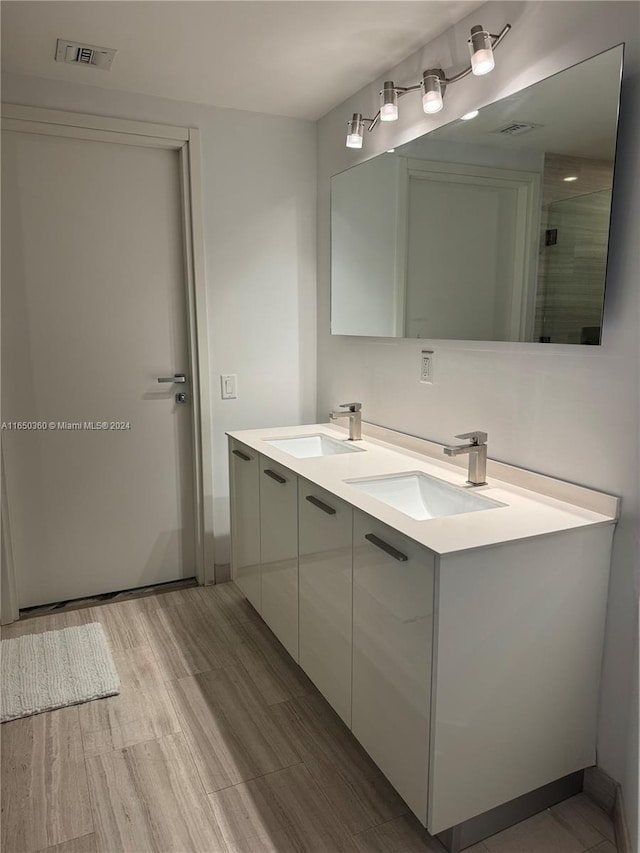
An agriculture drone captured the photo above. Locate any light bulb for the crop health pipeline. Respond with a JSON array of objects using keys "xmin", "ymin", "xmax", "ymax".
[
  {"xmin": 379, "ymin": 81, "xmax": 398, "ymax": 122},
  {"xmin": 563, "ymin": 176, "xmax": 578, "ymax": 182},
  {"xmin": 469, "ymin": 26, "xmax": 495, "ymax": 76},
  {"xmin": 460, "ymin": 110, "xmax": 479, "ymax": 121}
]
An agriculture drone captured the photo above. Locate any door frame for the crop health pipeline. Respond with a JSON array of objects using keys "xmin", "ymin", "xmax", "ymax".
[{"xmin": 1, "ymin": 105, "xmax": 215, "ymax": 620}]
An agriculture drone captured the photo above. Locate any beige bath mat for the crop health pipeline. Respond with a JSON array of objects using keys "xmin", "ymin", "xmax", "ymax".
[{"xmin": 1, "ymin": 622, "xmax": 120, "ymax": 722}]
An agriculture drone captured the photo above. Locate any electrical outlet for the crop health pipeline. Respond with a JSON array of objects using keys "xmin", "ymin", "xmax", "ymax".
[{"xmin": 420, "ymin": 350, "xmax": 434, "ymax": 384}]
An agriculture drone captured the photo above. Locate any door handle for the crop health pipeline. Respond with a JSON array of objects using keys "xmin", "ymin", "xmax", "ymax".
[{"xmin": 157, "ymin": 373, "xmax": 186, "ymax": 384}]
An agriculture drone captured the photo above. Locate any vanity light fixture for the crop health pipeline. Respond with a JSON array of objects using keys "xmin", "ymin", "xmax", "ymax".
[
  {"xmin": 346, "ymin": 23, "xmax": 511, "ymax": 148},
  {"xmin": 460, "ymin": 109, "xmax": 479, "ymax": 120}
]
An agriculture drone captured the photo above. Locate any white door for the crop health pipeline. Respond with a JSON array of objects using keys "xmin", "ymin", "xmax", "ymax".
[{"xmin": 2, "ymin": 129, "xmax": 196, "ymax": 607}]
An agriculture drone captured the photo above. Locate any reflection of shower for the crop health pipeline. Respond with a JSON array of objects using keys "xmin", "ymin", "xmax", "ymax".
[{"xmin": 538, "ymin": 189, "xmax": 612, "ymax": 345}]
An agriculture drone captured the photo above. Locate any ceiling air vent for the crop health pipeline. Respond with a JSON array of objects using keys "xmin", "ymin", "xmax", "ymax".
[
  {"xmin": 495, "ymin": 122, "xmax": 542, "ymax": 137},
  {"xmin": 55, "ymin": 39, "xmax": 117, "ymax": 71}
]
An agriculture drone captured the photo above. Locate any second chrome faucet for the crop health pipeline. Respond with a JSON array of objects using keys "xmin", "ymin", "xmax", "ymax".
[
  {"xmin": 329, "ymin": 402, "xmax": 362, "ymax": 441},
  {"xmin": 443, "ymin": 430, "xmax": 488, "ymax": 486}
]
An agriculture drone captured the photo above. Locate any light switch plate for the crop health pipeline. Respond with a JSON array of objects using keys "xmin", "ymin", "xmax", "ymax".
[
  {"xmin": 220, "ymin": 374, "xmax": 237, "ymax": 399},
  {"xmin": 420, "ymin": 350, "xmax": 434, "ymax": 384}
]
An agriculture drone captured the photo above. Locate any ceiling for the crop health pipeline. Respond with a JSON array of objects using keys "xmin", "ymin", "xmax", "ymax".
[{"xmin": 1, "ymin": 1, "xmax": 484, "ymax": 121}]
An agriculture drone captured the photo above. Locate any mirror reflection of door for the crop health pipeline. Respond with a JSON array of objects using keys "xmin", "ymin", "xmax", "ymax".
[{"xmin": 402, "ymin": 160, "xmax": 538, "ymax": 341}]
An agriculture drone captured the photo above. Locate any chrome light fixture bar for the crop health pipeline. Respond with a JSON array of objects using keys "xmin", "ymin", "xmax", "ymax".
[{"xmin": 346, "ymin": 23, "xmax": 511, "ymax": 147}]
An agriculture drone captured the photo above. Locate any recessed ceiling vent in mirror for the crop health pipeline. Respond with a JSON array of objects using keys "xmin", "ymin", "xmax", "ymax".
[
  {"xmin": 55, "ymin": 39, "xmax": 117, "ymax": 71},
  {"xmin": 496, "ymin": 122, "xmax": 543, "ymax": 136}
]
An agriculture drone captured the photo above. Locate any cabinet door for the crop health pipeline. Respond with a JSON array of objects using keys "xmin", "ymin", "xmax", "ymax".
[
  {"xmin": 259, "ymin": 457, "xmax": 299, "ymax": 660},
  {"xmin": 299, "ymin": 481, "xmax": 353, "ymax": 725},
  {"xmin": 353, "ymin": 512, "xmax": 434, "ymax": 825},
  {"xmin": 229, "ymin": 439, "xmax": 261, "ymax": 611}
]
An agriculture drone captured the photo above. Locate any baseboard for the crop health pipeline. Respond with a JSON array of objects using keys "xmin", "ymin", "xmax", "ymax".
[
  {"xmin": 437, "ymin": 771, "xmax": 584, "ymax": 853},
  {"xmin": 584, "ymin": 765, "xmax": 617, "ymax": 816},
  {"xmin": 613, "ymin": 787, "xmax": 634, "ymax": 853},
  {"xmin": 583, "ymin": 765, "xmax": 633, "ymax": 853},
  {"xmin": 214, "ymin": 563, "xmax": 231, "ymax": 583}
]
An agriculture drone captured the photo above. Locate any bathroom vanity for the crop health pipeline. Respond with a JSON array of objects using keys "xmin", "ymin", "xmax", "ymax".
[{"xmin": 227, "ymin": 423, "xmax": 618, "ymax": 851}]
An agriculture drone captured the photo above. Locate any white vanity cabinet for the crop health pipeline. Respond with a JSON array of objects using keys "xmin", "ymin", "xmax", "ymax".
[
  {"xmin": 352, "ymin": 511, "xmax": 434, "ymax": 823},
  {"xmin": 298, "ymin": 480, "xmax": 353, "ymax": 725},
  {"xmin": 229, "ymin": 439, "xmax": 261, "ymax": 610},
  {"xmin": 227, "ymin": 426, "xmax": 617, "ymax": 850},
  {"xmin": 259, "ymin": 455, "xmax": 299, "ymax": 660}
]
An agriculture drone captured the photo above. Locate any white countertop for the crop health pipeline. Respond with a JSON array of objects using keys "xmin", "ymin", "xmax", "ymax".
[{"xmin": 227, "ymin": 423, "xmax": 618, "ymax": 556}]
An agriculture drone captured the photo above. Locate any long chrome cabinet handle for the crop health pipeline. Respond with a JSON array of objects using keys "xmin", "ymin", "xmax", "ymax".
[
  {"xmin": 365, "ymin": 533, "xmax": 408, "ymax": 562},
  {"xmin": 305, "ymin": 495, "xmax": 336, "ymax": 515},
  {"xmin": 157, "ymin": 373, "xmax": 186, "ymax": 384},
  {"xmin": 232, "ymin": 449, "xmax": 251, "ymax": 462},
  {"xmin": 264, "ymin": 469, "xmax": 286, "ymax": 484}
]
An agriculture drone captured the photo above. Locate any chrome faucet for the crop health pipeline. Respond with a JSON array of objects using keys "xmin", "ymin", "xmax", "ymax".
[
  {"xmin": 443, "ymin": 431, "xmax": 488, "ymax": 486},
  {"xmin": 329, "ymin": 402, "xmax": 362, "ymax": 441}
]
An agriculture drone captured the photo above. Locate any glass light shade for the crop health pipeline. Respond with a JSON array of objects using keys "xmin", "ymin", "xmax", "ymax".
[
  {"xmin": 421, "ymin": 72, "xmax": 444, "ymax": 114},
  {"xmin": 380, "ymin": 82, "xmax": 398, "ymax": 122},
  {"xmin": 346, "ymin": 113, "xmax": 364, "ymax": 149},
  {"xmin": 422, "ymin": 88, "xmax": 443, "ymax": 114},
  {"xmin": 469, "ymin": 27, "xmax": 495, "ymax": 75},
  {"xmin": 380, "ymin": 102, "xmax": 398, "ymax": 122},
  {"xmin": 471, "ymin": 48, "xmax": 495, "ymax": 75}
]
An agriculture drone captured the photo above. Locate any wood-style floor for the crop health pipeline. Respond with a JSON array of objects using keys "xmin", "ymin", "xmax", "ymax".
[{"xmin": 1, "ymin": 583, "xmax": 619, "ymax": 853}]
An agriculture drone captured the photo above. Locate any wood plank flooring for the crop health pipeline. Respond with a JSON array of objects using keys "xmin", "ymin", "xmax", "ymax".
[{"xmin": 1, "ymin": 582, "xmax": 619, "ymax": 853}]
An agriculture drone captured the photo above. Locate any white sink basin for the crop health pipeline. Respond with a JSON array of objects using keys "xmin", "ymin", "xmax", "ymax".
[
  {"xmin": 346, "ymin": 471, "xmax": 505, "ymax": 520},
  {"xmin": 265, "ymin": 434, "xmax": 365, "ymax": 459}
]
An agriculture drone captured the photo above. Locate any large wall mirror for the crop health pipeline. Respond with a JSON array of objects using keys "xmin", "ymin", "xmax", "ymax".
[{"xmin": 331, "ymin": 46, "xmax": 623, "ymax": 344}]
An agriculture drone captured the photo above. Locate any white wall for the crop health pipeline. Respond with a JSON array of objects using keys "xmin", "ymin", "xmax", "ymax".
[
  {"xmin": 317, "ymin": 0, "xmax": 638, "ymax": 844},
  {"xmin": 2, "ymin": 71, "xmax": 317, "ymax": 570}
]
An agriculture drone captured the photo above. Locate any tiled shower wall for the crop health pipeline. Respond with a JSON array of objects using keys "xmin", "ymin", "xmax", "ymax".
[{"xmin": 535, "ymin": 153, "xmax": 614, "ymax": 343}]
